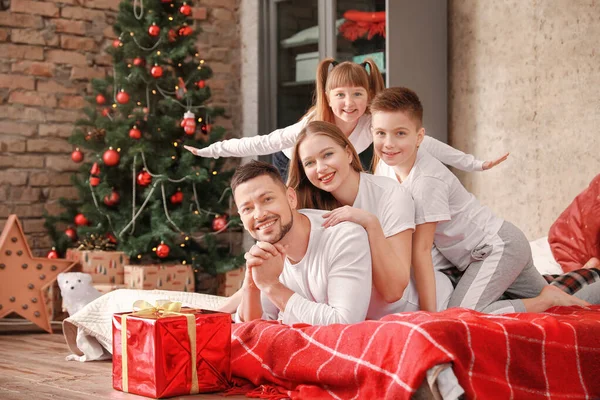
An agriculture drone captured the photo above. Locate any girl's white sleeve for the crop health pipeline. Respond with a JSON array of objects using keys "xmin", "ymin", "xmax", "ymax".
[
  {"xmin": 421, "ymin": 136, "xmax": 484, "ymax": 171},
  {"xmin": 195, "ymin": 118, "xmax": 307, "ymax": 158}
]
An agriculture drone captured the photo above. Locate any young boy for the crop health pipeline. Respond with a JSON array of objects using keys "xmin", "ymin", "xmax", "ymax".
[{"xmin": 369, "ymin": 87, "xmax": 597, "ymax": 313}]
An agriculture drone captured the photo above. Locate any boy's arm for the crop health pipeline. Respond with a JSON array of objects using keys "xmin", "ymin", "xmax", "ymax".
[
  {"xmin": 421, "ymin": 136, "xmax": 509, "ymax": 172},
  {"xmin": 412, "ymin": 222, "xmax": 438, "ymax": 312},
  {"xmin": 184, "ymin": 118, "xmax": 306, "ymax": 158}
]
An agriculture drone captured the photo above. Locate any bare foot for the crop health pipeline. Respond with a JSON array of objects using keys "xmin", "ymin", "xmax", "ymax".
[
  {"xmin": 541, "ymin": 285, "xmax": 590, "ymax": 308},
  {"xmin": 583, "ymin": 257, "xmax": 600, "ymax": 269}
]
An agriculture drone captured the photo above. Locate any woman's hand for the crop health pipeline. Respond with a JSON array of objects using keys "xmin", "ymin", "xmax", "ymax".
[
  {"xmin": 482, "ymin": 152, "xmax": 509, "ymax": 170},
  {"xmin": 322, "ymin": 206, "xmax": 376, "ymax": 229}
]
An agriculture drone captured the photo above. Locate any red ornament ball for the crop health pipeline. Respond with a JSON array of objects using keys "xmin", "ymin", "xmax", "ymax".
[
  {"xmin": 74, "ymin": 213, "xmax": 89, "ymax": 226},
  {"xmin": 106, "ymin": 233, "xmax": 118, "ymax": 244},
  {"xmin": 90, "ymin": 176, "xmax": 101, "ymax": 187},
  {"xmin": 103, "ymin": 190, "xmax": 120, "ymax": 206},
  {"xmin": 212, "ymin": 215, "xmax": 227, "ymax": 232},
  {"xmin": 150, "ymin": 65, "xmax": 163, "ymax": 78},
  {"xmin": 90, "ymin": 162, "xmax": 100, "ymax": 176},
  {"xmin": 65, "ymin": 227, "xmax": 77, "ymax": 241},
  {"xmin": 197, "ymin": 80, "xmax": 206, "ymax": 89},
  {"xmin": 103, "ymin": 148, "xmax": 120, "ymax": 166},
  {"xmin": 170, "ymin": 191, "xmax": 183, "ymax": 205},
  {"xmin": 101, "ymin": 108, "xmax": 110, "ymax": 117},
  {"xmin": 168, "ymin": 29, "xmax": 177, "ymax": 42},
  {"xmin": 47, "ymin": 248, "xmax": 59, "ymax": 259},
  {"xmin": 129, "ymin": 126, "xmax": 142, "ymax": 139},
  {"xmin": 156, "ymin": 242, "xmax": 170, "ymax": 258},
  {"xmin": 178, "ymin": 25, "xmax": 193, "ymax": 36},
  {"xmin": 71, "ymin": 148, "xmax": 83, "ymax": 163},
  {"xmin": 179, "ymin": 3, "xmax": 191, "ymax": 15},
  {"xmin": 116, "ymin": 90, "xmax": 130, "ymax": 104},
  {"xmin": 148, "ymin": 23, "xmax": 161, "ymax": 37},
  {"xmin": 96, "ymin": 94, "xmax": 106, "ymax": 105},
  {"xmin": 137, "ymin": 170, "xmax": 152, "ymax": 186},
  {"xmin": 133, "ymin": 57, "xmax": 145, "ymax": 67},
  {"xmin": 112, "ymin": 39, "xmax": 121, "ymax": 48}
]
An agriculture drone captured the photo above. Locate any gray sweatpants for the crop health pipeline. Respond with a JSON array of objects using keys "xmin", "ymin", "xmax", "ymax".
[{"xmin": 445, "ymin": 221, "xmax": 598, "ymax": 314}]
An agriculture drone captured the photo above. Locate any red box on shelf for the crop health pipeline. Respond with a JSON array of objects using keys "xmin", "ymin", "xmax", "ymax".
[{"xmin": 112, "ymin": 305, "xmax": 231, "ymax": 398}]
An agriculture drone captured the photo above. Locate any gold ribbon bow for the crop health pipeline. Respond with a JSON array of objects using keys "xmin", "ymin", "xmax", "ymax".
[{"xmin": 121, "ymin": 300, "xmax": 199, "ymax": 394}]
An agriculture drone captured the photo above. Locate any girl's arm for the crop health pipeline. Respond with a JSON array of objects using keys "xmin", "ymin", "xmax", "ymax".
[
  {"xmin": 421, "ymin": 136, "xmax": 509, "ymax": 172},
  {"xmin": 184, "ymin": 118, "xmax": 307, "ymax": 158},
  {"xmin": 322, "ymin": 206, "xmax": 411, "ymax": 303},
  {"xmin": 411, "ymin": 222, "xmax": 438, "ymax": 312}
]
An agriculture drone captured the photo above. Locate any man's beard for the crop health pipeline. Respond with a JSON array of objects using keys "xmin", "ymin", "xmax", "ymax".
[{"xmin": 255, "ymin": 209, "xmax": 294, "ymax": 244}]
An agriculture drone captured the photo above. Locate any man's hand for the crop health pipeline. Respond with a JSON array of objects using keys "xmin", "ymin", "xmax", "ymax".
[
  {"xmin": 246, "ymin": 242, "xmax": 286, "ymax": 290},
  {"xmin": 322, "ymin": 206, "xmax": 376, "ymax": 229},
  {"xmin": 482, "ymin": 152, "xmax": 509, "ymax": 170}
]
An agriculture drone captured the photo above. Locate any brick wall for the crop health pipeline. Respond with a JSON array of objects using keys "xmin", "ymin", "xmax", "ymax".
[{"xmin": 0, "ymin": 0, "xmax": 241, "ymax": 256}]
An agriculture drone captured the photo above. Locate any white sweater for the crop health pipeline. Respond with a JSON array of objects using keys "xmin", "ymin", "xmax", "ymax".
[
  {"xmin": 254, "ymin": 209, "xmax": 373, "ymax": 326},
  {"xmin": 195, "ymin": 113, "xmax": 485, "ymax": 171}
]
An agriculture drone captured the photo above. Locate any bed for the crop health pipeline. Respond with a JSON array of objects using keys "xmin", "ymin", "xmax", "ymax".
[{"xmin": 62, "ymin": 238, "xmax": 600, "ymax": 399}]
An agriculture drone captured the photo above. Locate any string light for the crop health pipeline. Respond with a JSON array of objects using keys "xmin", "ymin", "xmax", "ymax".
[
  {"xmin": 194, "ymin": 211, "xmax": 199, "ymax": 215},
  {"xmin": 152, "ymin": 247, "xmax": 157, "ymax": 251},
  {"xmin": 171, "ymin": 156, "xmax": 176, "ymax": 159},
  {"xmin": 185, "ymin": 236, "xmax": 189, "ymax": 241},
  {"xmin": 137, "ymin": 254, "xmax": 142, "ymax": 259},
  {"xmin": 182, "ymin": 260, "xmax": 187, "ymax": 265},
  {"xmin": 175, "ymin": 85, "xmax": 179, "ymax": 90},
  {"xmin": 112, "ymin": 103, "xmax": 117, "ymax": 108},
  {"xmin": 178, "ymin": 63, "xmax": 182, "ymax": 67},
  {"xmin": 130, "ymin": 32, "xmax": 134, "ymax": 36},
  {"xmin": 197, "ymin": 117, "xmax": 203, "ymax": 122},
  {"xmin": 212, "ymin": 171, "xmax": 217, "ymax": 175},
  {"xmin": 168, "ymin": 16, "xmax": 173, "ymax": 21},
  {"xmin": 127, "ymin": 64, "xmax": 132, "ymax": 68},
  {"xmin": 157, "ymin": 51, "xmax": 161, "ymax": 56},
  {"xmin": 180, "ymin": 243, "xmax": 185, "ymax": 247},
  {"xmin": 137, "ymin": 101, "xmax": 141, "ymax": 105},
  {"xmin": 152, "ymin": 90, "xmax": 157, "ymax": 94},
  {"xmin": 200, "ymin": 60, "xmax": 205, "ymax": 64},
  {"xmin": 173, "ymin": 142, "xmax": 178, "ymax": 147},
  {"xmin": 195, "ymin": 53, "xmax": 199, "ymax": 57}
]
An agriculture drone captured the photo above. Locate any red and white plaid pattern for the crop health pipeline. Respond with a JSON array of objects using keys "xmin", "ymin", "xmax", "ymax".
[{"xmin": 230, "ymin": 306, "xmax": 600, "ymax": 399}]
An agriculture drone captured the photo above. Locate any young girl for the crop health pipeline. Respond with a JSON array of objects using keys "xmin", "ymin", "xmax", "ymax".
[
  {"xmin": 184, "ymin": 58, "xmax": 508, "ymax": 178},
  {"xmin": 370, "ymin": 87, "xmax": 598, "ymax": 313},
  {"xmin": 286, "ymin": 120, "xmax": 453, "ymax": 315}
]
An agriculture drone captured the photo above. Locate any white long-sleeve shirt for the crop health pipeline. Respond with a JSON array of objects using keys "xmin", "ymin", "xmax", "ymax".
[
  {"xmin": 195, "ymin": 113, "xmax": 484, "ymax": 171},
  {"xmin": 237, "ymin": 209, "xmax": 373, "ymax": 326}
]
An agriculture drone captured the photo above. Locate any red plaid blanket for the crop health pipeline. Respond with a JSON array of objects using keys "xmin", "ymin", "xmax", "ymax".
[{"xmin": 230, "ymin": 307, "xmax": 600, "ymax": 399}]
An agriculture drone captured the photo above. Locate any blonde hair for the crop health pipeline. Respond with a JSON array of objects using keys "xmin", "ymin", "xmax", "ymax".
[
  {"xmin": 287, "ymin": 121, "xmax": 363, "ymax": 210},
  {"xmin": 369, "ymin": 87, "xmax": 424, "ymax": 173},
  {"xmin": 306, "ymin": 58, "xmax": 385, "ymax": 123}
]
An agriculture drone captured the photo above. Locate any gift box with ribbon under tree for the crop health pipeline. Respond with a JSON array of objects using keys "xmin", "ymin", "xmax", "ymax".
[
  {"xmin": 65, "ymin": 235, "xmax": 129, "ymax": 285},
  {"xmin": 124, "ymin": 264, "xmax": 195, "ymax": 291},
  {"xmin": 112, "ymin": 300, "xmax": 231, "ymax": 398}
]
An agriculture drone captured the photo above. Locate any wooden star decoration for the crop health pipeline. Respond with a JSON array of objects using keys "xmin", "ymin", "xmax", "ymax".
[{"xmin": 0, "ymin": 215, "xmax": 76, "ymax": 333}]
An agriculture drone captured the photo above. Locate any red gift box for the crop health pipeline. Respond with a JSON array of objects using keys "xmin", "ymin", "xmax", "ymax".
[{"xmin": 112, "ymin": 301, "xmax": 231, "ymax": 398}]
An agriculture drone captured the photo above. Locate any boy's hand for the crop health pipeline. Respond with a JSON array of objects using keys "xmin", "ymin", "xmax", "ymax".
[{"xmin": 482, "ymin": 152, "xmax": 509, "ymax": 170}]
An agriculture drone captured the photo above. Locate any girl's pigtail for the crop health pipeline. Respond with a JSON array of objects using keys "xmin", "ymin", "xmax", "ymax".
[
  {"xmin": 363, "ymin": 58, "xmax": 385, "ymax": 101},
  {"xmin": 313, "ymin": 58, "xmax": 336, "ymax": 122}
]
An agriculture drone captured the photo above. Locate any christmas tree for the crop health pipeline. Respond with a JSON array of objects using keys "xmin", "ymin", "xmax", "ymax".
[{"xmin": 44, "ymin": 0, "xmax": 243, "ymax": 281}]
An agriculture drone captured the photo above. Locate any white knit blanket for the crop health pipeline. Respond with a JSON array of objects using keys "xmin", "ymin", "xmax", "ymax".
[{"xmin": 62, "ymin": 289, "xmax": 228, "ymax": 362}]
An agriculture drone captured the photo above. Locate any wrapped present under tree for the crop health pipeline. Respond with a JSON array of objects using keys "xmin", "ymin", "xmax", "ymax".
[
  {"xmin": 124, "ymin": 264, "xmax": 194, "ymax": 291},
  {"xmin": 112, "ymin": 300, "xmax": 231, "ymax": 398}
]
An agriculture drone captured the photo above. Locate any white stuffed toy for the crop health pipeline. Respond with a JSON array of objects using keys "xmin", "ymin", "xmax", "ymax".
[{"xmin": 57, "ymin": 272, "xmax": 102, "ymax": 316}]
